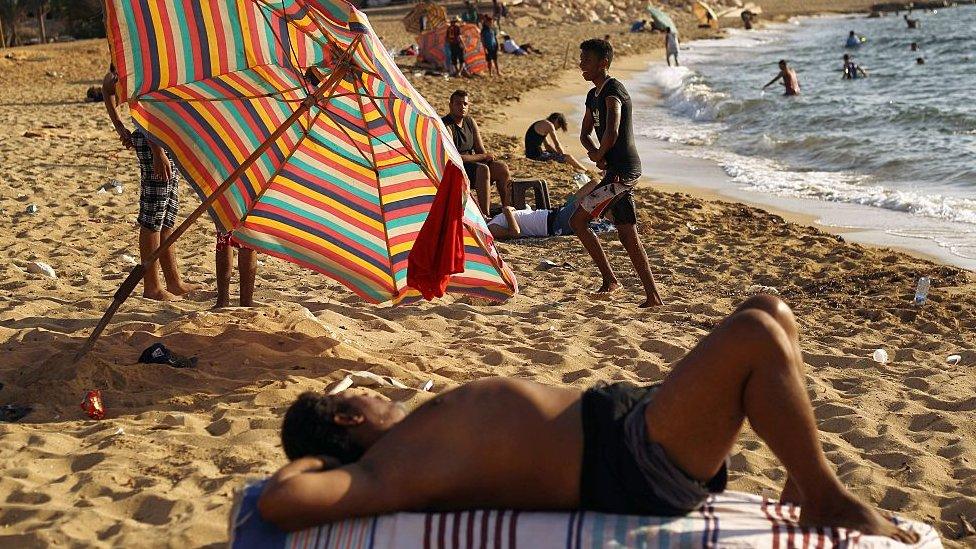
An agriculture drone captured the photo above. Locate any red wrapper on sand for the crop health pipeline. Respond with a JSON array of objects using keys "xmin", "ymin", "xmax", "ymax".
[{"xmin": 81, "ymin": 389, "xmax": 105, "ymax": 420}]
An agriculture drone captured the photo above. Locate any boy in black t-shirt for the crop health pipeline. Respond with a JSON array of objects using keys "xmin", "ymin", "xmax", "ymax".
[{"xmin": 571, "ymin": 39, "xmax": 663, "ymax": 307}]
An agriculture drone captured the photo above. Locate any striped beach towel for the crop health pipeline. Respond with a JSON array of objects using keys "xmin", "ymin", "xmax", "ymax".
[{"xmin": 228, "ymin": 480, "xmax": 942, "ymax": 548}]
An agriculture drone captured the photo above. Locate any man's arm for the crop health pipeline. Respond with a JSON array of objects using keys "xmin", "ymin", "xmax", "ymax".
[
  {"xmin": 487, "ymin": 207, "xmax": 521, "ymax": 239},
  {"xmin": 148, "ymin": 141, "xmax": 173, "ymax": 181},
  {"xmin": 258, "ymin": 457, "xmax": 391, "ymax": 531},
  {"xmin": 544, "ymin": 123, "xmax": 565, "ymax": 155},
  {"xmin": 762, "ymin": 73, "xmax": 783, "ymax": 89},
  {"xmin": 588, "ymin": 96, "xmax": 621, "ymax": 163},
  {"xmin": 102, "ymin": 72, "xmax": 133, "ymax": 149},
  {"xmin": 470, "ymin": 118, "xmax": 493, "ymax": 162},
  {"xmin": 579, "ymin": 106, "xmax": 598, "ymax": 155}
]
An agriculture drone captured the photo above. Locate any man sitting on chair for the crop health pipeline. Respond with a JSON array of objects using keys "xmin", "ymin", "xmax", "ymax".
[{"xmin": 258, "ymin": 295, "xmax": 918, "ymax": 544}]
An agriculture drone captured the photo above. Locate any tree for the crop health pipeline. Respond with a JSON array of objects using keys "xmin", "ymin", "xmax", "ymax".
[
  {"xmin": 32, "ymin": 0, "xmax": 49, "ymax": 43},
  {"xmin": 0, "ymin": 0, "xmax": 25, "ymax": 47},
  {"xmin": 51, "ymin": 0, "xmax": 102, "ymax": 39}
]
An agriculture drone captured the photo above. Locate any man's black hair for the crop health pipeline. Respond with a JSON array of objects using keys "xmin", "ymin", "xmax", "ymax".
[
  {"xmin": 281, "ymin": 392, "xmax": 365, "ymax": 464},
  {"xmin": 547, "ymin": 112, "xmax": 567, "ymax": 131},
  {"xmin": 579, "ymin": 38, "xmax": 614, "ymax": 66},
  {"xmin": 450, "ymin": 89, "xmax": 469, "ymax": 102}
]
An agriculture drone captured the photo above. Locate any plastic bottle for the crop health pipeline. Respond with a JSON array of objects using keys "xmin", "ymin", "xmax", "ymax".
[
  {"xmin": 872, "ymin": 348, "xmax": 888, "ymax": 364},
  {"xmin": 913, "ymin": 276, "xmax": 931, "ymax": 305}
]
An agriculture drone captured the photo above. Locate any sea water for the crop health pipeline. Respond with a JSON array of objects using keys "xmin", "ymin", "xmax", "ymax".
[{"xmin": 626, "ymin": 5, "xmax": 976, "ymax": 269}]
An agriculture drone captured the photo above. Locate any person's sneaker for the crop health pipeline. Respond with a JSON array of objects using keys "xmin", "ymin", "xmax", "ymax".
[{"xmin": 138, "ymin": 343, "xmax": 197, "ymax": 369}]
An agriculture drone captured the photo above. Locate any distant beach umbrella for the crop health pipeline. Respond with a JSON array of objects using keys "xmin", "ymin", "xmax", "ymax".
[
  {"xmin": 693, "ymin": 1, "xmax": 720, "ymax": 30},
  {"xmin": 646, "ymin": 6, "xmax": 677, "ymax": 33},
  {"xmin": 418, "ymin": 23, "xmax": 487, "ymax": 74},
  {"xmin": 403, "ymin": 2, "xmax": 448, "ymax": 34},
  {"xmin": 80, "ymin": 0, "xmax": 517, "ymax": 358}
]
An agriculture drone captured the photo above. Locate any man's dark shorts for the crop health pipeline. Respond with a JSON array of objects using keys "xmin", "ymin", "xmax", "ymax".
[
  {"xmin": 133, "ymin": 130, "xmax": 181, "ymax": 232},
  {"xmin": 579, "ymin": 170, "xmax": 638, "ymax": 225},
  {"xmin": 580, "ymin": 382, "xmax": 728, "ymax": 515},
  {"xmin": 450, "ymin": 43, "xmax": 465, "ymax": 65},
  {"xmin": 485, "ymin": 45, "xmax": 499, "ymax": 62},
  {"xmin": 462, "ymin": 161, "xmax": 486, "ymax": 187}
]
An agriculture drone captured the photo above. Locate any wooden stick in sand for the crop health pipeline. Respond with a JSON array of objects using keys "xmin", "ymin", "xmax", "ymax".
[{"xmin": 74, "ymin": 36, "xmax": 364, "ymax": 362}]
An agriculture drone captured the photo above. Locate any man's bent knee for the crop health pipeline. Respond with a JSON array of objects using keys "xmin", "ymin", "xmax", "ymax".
[
  {"xmin": 737, "ymin": 295, "xmax": 795, "ymax": 329},
  {"xmin": 724, "ymin": 309, "xmax": 794, "ymax": 366}
]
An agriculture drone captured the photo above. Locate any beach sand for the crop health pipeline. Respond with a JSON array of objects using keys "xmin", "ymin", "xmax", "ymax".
[{"xmin": 1, "ymin": 2, "xmax": 974, "ymax": 546}]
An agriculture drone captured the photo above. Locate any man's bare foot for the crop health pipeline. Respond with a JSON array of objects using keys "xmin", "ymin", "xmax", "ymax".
[
  {"xmin": 214, "ymin": 297, "xmax": 230, "ymax": 309},
  {"xmin": 800, "ymin": 491, "xmax": 919, "ymax": 544},
  {"xmin": 780, "ymin": 477, "xmax": 803, "ymax": 505},
  {"xmin": 594, "ymin": 279, "xmax": 619, "ymax": 294},
  {"xmin": 638, "ymin": 291, "xmax": 664, "ymax": 308},
  {"xmin": 167, "ymin": 282, "xmax": 201, "ymax": 297},
  {"xmin": 144, "ymin": 288, "xmax": 181, "ymax": 301}
]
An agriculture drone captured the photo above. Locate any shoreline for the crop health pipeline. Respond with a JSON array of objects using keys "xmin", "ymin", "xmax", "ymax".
[{"xmin": 484, "ymin": 19, "xmax": 967, "ymax": 271}]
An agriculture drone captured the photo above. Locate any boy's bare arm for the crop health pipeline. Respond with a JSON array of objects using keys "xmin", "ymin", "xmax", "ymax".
[{"xmin": 102, "ymin": 72, "xmax": 133, "ymax": 149}]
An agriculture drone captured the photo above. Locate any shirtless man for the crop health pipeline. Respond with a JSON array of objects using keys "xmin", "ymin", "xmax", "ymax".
[
  {"xmin": 763, "ymin": 59, "xmax": 801, "ymax": 96},
  {"xmin": 102, "ymin": 65, "xmax": 199, "ymax": 301},
  {"xmin": 258, "ymin": 295, "xmax": 918, "ymax": 544}
]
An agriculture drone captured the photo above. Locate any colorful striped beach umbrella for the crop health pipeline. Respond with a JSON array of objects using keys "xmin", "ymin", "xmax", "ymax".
[
  {"xmin": 417, "ymin": 23, "xmax": 487, "ymax": 75},
  {"xmin": 78, "ymin": 0, "xmax": 517, "ymax": 358}
]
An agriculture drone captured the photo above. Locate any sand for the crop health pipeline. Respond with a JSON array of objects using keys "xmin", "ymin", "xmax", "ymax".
[{"xmin": 0, "ymin": 1, "xmax": 974, "ymax": 547}]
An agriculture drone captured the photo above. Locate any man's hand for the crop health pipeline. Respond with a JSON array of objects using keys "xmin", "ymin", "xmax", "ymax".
[
  {"xmin": 482, "ymin": 152, "xmax": 495, "ymax": 163},
  {"xmin": 596, "ymin": 158, "xmax": 607, "ymax": 170},
  {"xmin": 150, "ymin": 144, "xmax": 173, "ymax": 181},
  {"xmin": 116, "ymin": 125, "xmax": 133, "ymax": 149},
  {"xmin": 587, "ymin": 149, "xmax": 603, "ymax": 163}
]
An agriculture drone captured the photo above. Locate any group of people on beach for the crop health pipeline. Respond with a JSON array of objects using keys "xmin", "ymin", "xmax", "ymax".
[
  {"xmin": 445, "ymin": 0, "xmax": 538, "ymax": 78},
  {"xmin": 102, "ymin": 66, "xmax": 256, "ymax": 308},
  {"xmin": 762, "ymin": 12, "xmax": 929, "ymax": 97},
  {"xmin": 99, "ymin": 17, "xmax": 920, "ymax": 542}
]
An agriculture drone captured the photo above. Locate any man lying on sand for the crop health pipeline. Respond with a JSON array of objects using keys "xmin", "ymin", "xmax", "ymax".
[
  {"xmin": 258, "ymin": 295, "xmax": 918, "ymax": 543},
  {"xmin": 486, "ymin": 198, "xmax": 578, "ymax": 240}
]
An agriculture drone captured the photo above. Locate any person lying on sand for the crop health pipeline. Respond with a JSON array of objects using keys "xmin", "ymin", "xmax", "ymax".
[
  {"xmin": 486, "ymin": 196, "xmax": 581, "ymax": 240},
  {"xmin": 501, "ymin": 33, "xmax": 540, "ymax": 55},
  {"xmin": 763, "ymin": 59, "xmax": 801, "ymax": 96},
  {"xmin": 524, "ymin": 113, "xmax": 587, "ymax": 171},
  {"xmin": 258, "ymin": 295, "xmax": 919, "ymax": 544}
]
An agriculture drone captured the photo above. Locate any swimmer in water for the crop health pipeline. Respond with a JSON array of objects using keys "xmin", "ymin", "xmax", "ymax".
[
  {"xmin": 762, "ymin": 59, "xmax": 800, "ymax": 96},
  {"xmin": 842, "ymin": 54, "xmax": 868, "ymax": 79}
]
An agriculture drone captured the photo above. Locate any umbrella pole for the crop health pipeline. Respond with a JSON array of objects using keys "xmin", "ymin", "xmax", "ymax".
[{"xmin": 74, "ymin": 38, "xmax": 362, "ymax": 362}]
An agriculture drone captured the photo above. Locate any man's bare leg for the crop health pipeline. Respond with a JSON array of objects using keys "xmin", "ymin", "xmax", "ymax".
[
  {"xmin": 239, "ymin": 248, "xmax": 257, "ymax": 307},
  {"xmin": 215, "ymin": 245, "xmax": 232, "ymax": 308},
  {"xmin": 642, "ymin": 296, "xmax": 918, "ymax": 542},
  {"xmin": 489, "ymin": 160, "xmax": 511, "ymax": 208},
  {"xmin": 138, "ymin": 227, "xmax": 179, "ymax": 301},
  {"xmin": 158, "ymin": 227, "xmax": 200, "ymax": 296},
  {"xmin": 616, "ymin": 223, "xmax": 663, "ymax": 307},
  {"xmin": 473, "ymin": 164, "xmax": 490, "ymax": 216},
  {"xmin": 569, "ymin": 208, "xmax": 618, "ymax": 293}
]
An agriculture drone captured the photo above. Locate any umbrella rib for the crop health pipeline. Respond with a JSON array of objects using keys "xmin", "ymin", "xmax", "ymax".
[
  {"xmin": 352, "ymin": 80, "xmax": 399, "ymax": 295},
  {"xmin": 139, "ymin": 85, "xmax": 305, "ymax": 104},
  {"xmin": 255, "ymin": 0, "xmax": 308, "ymax": 83},
  {"xmin": 255, "ymin": 0, "xmax": 335, "ymax": 57},
  {"xmin": 130, "ymin": 63, "xmax": 304, "ymax": 106}
]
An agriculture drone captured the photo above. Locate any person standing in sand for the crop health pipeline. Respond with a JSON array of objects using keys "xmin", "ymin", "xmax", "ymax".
[
  {"xmin": 215, "ymin": 232, "xmax": 257, "ymax": 308},
  {"xmin": 572, "ymin": 39, "xmax": 663, "ymax": 308},
  {"xmin": 102, "ymin": 65, "xmax": 199, "ymax": 301},
  {"xmin": 763, "ymin": 59, "xmax": 800, "ymax": 96}
]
